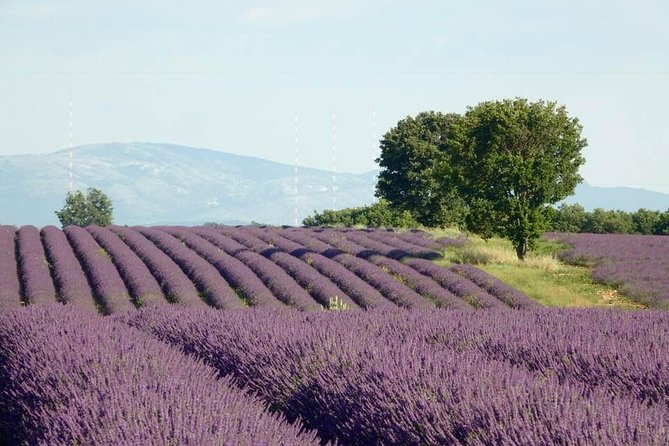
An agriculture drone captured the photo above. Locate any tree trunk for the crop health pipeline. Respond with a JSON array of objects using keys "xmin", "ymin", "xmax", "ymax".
[{"xmin": 515, "ymin": 239, "xmax": 527, "ymax": 260}]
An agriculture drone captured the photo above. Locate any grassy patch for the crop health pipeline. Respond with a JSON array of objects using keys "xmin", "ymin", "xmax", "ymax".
[{"xmin": 430, "ymin": 229, "xmax": 644, "ymax": 309}]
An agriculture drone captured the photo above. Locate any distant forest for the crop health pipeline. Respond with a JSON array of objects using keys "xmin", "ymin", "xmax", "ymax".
[{"xmin": 304, "ymin": 202, "xmax": 669, "ymax": 236}]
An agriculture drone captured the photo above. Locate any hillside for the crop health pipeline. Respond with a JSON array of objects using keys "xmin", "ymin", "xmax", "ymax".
[
  {"xmin": 0, "ymin": 143, "xmax": 376, "ymax": 226},
  {"xmin": 1, "ymin": 142, "xmax": 668, "ymax": 227},
  {"xmin": 564, "ymin": 181, "xmax": 669, "ymax": 211}
]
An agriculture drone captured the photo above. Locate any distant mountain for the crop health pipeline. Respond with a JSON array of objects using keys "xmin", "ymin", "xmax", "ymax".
[
  {"xmin": 1, "ymin": 143, "xmax": 667, "ymax": 227},
  {"xmin": 564, "ymin": 182, "xmax": 669, "ymax": 212},
  {"xmin": 0, "ymin": 143, "xmax": 376, "ymax": 226}
]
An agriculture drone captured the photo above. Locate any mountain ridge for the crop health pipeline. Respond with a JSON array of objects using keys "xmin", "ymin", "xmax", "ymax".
[{"xmin": 1, "ymin": 142, "xmax": 667, "ymax": 226}]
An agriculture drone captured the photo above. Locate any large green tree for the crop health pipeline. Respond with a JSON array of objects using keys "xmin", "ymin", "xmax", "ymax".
[
  {"xmin": 450, "ymin": 98, "xmax": 587, "ymax": 259},
  {"xmin": 376, "ymin": 111, "xmax": 466, "ymax": 227},
  {"xmin": 55, "ymin": 187, "xmax": 114, "ymax": 227}
]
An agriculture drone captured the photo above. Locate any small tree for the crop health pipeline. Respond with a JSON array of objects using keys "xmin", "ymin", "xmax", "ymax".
[
  {"xmin": 450, "ymin": 98, "xmax": 587, "ymax": 259},
  {"xmin": 55, "ymin": 187, "xmax": 114, "ymax": 227}
]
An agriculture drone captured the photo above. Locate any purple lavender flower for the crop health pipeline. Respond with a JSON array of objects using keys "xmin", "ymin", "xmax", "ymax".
[
  {"xmin": 108, "ymin": 225, "xmax": 204, "ymax": 307},
  {"xmin": 64, "ymin": 225, "xmax": 134, "ymax": 314},
  {"xmin": 136, "ymin": 226, "xmax": 243, "ymax": 310},
  {"xmin": 88, "ymin": 225, "xmax": 165, "ymax": 306},
  {"xmin": 41, "ymin": 226, "xmax": 96, "ymax": 311},
  {"xmin": 0, "ymin": 304, "xmax": 321, "ymax": 445},
  {"xmin": 0, "ymin": 225, "xmax": 21, "ymax": 313}
]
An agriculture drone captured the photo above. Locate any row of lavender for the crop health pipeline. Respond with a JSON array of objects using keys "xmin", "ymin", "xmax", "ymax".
[
  {"xmin": 0, "ymin": 304, "xmax": 322, "ymax": 445},
  {"xmin": 120, "ymin": 305, "xmax": 669, "ymax": 446},
  {"xmin": 0, "ymin": 225, "xmax": 535, "ymax": 314},
  {"xmin": 547, "ymin": 232, "xmax": 669, "ymax": 308}
]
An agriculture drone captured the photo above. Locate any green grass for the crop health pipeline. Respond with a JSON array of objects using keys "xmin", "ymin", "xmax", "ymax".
[{"xmin": 429, "ymin": 228, "xmax": 644, "ymax": 309}]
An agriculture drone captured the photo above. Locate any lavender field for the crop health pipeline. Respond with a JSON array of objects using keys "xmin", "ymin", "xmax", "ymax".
[
  {"xmin": 3, "ymin": 304, "xmax": 669, "ymax": 445},
  {"xmin": 3, "ymin": 225, "xmax": 669, "ymax": 444},
  {"xmin": 0, "ymin": 225, "xmax": 536, "ymax": 313},
  {"xmin": 549, "ymin": 233, "xmax": 669, "ymax": 308}
]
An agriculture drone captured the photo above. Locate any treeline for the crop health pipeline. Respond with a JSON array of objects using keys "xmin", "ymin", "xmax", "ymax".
[
  {"xmin": 302, "ymin": 200, "xmax": 418, "ymax": 228},
  {"xmin": 303, "ymin": 202, "xmax": 669, "ymax": 235},
  {"xmin": 547, "ymin": 204, "xmax": 669, "ymax": 235}
]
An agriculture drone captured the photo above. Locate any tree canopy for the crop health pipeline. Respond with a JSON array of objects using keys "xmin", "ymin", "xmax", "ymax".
[
  {"xmin": 55, "ymin": 187, "xmax": 114, "ymax": 228},
  {"xmin": 376, "ymin": 98, "xmax": 588, "ymax": 259},
  {"xmin": 302, "ymin": 200, "xmax": 419, "ymax": 228},
  {"xmin": 375, "ymin": 111, "xmax": 466, "ymax": 227},
  {"xmin": 451, "ymin": 98, "xmax": 587, "ymax": 259}
]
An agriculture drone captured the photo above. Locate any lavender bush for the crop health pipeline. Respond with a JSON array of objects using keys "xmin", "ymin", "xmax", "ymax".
[
  {"xmin": 108, "ymin": 225, "xmax": 204, "ymax": 306},
  {"xmin": 88, "ymin": 225, "xmax": 165, "ymax": 306},
  {"xmin": 217, "ymin": 227, "xmax": 359, "ymax": 309},
  {"xmin": 310, "ymin": 229, "xmax": 468, "ymax": 309},
  {"xmin": 0, "ymin": 304, "xmax": 321, "ymax": 446},
  {"xmin": 5, "ymin": 225, "xmax": 533, "ymax": 313},
  {"xmin": 194, "ymin": 228, "xmax": 321, "ymax": 311},
  {"xmin": 449, "ymin": 264, "xmax": 538, "ymax": 309},
  {"xmin": 0, "ymin": 225, "xmax": 21, "ymax": 313},
  {"xmin": 64, "ymin": 225, "xmax": 134, "ymax": 314},
  {"xmin": 123, "ymin": 305, "xmax": 669, "ymax": 446},
  {"xmin": 363, "ymin": 229, "xmax": 441, "ymax": 258},
  {"xmin": 136, "ymin": 226, "xmax": 243, "ymax": 309},
  {"xmin": 282, "ymin": 229, "xmax": 431, "ymax": 308},
  {"xmin": 16, "ymin": 225, "xmax": 57, "ymax": 305},
  {"xmin": 251, "ymin": 228, "xmax": 389, "ymax": 309},
  {"xmin": 160, "ymin": 226, "xmax": 282, "ymax": 308},
  {"xmin": 41, "ymin": 226, "xmax": 97, "ymax": 310},
  {"xmin": 406, "ymin": 258, "xmax": 506, "ymax": 309},
  {"xmin": 549, "ymin": 232, "xmax": 669, "ymax": 308}
]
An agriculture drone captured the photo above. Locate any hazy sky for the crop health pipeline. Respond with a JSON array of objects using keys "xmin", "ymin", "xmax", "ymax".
[{"xmin": 1, "ymin": 0, "xmax": 668, "ymax": 192}]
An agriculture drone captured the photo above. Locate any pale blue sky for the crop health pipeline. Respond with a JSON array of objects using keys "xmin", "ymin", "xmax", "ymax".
[{"xmin": 1, "ymin": 0, "xmax": 668, "ymax": 192}]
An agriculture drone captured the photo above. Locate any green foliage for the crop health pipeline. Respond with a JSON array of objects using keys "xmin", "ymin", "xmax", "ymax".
[
  {"xmin": 582, "ymin": 208, "xmax": 634, "ymax": 234},
  {"xmin": 633, "ymin": 208, "xmax": 663, "ymax": 235},
  {"xmin": 546, "ymin": 205, "xmax": 669, "ymax": 235},
  {"xmin": 376, "ymin": 111, "xmax": 466, "ymax": 227},
  {"xmin": 548, "ymin": 204, "xmax": 587, "ymax": 233},
  {"xmin": 55, "ymin": 188, "xmax": 114, "ymax": 228},
  {"xmin": 450, "ymin": 98, "xmax": 587, "ymax": 259},
  {"xmin": 302, "ymin": 200, "xmax": 419, "ymax": 228},
  {"xmin": 655, "ymin": 211, "xmax": 669, "ymax": 235}
]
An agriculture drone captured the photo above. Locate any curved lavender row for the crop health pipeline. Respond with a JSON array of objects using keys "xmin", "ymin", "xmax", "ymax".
[
  {"xmin": 282, "ymin": 229, "xmax": 427, "ymax": 309},
  {"xmin": 334, "ymin": 229, "xmax": 410, "ymax": 259},
  {"xmin": 228, "ymin": 228, "xmax": 358, "ymax": 309},
  {"xmin": 406, "ymin": 258, "xmax": 506, "ymax": 309},
  {"xmin": 450, "ymin": 264, "xmax": 539, "ymax": 309},
  {"xmin": 40, "ymin": 226, "xmax": 96, "ymax": 311},
  {"xmin": 217, "ymin": 226, "xmax": 271, "ymax": 251},
  {"xmin": 309, "ymin": 229, "xmax": 378, "ymax": 256},
  {"xmin": 0, "ymin": 226, "xmax": 22, "ymax": 312},
  {"xmin": 64, "ymin": 226, "xmax": 134, "ymax": 314},
  {"xmin": 370, "ymin": 256, "xmax": 471, "ymax": 309},
  {"xmin": 136, "ymin": 227, "xmax": 243, "ymax": 310},
  {"xmin": 160, "ymin": 227, "xmax": 281, "ymax": 308},
  {"xmin": 264, "ymin": 248, "xmax": 359, "ymax": 309},
  {"xmin": 123, "ymin": 306, "xmax": 669, "ymax": 446},
  {"xmin": 249, "ymin": 228, "xmax": 389, "ymax": 309},
  {"xmin": 286, "ymin": 229, "xmax": 433, "ymax": 309},
  {"xmin": 361, "ymin": 229, "xmax": 442, "ymax": 259},
  {"xmin": 87, "ymin": 226, "xmax": 165, "ymax": 306},
  {"xmin": 0, "ymin": 304, "xmax": 321, "ymax": 446},
  {"xmin": 310, "ymin": 229, "xmax": 469, "ymax": 309},
  {"xmin": 16, "ymin": 226, "xmax": 57, "ymax": 305},
  {"xmin": 194, "ymin": 228, "xmax": 320, "ymax": 311},
  {"xmin": 108, "ymin": 226, "xmax": 203, "ymax": 306},
  {"xmin": 390, "ymin": 229, "xmax": 448, "ymax": 249}
]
